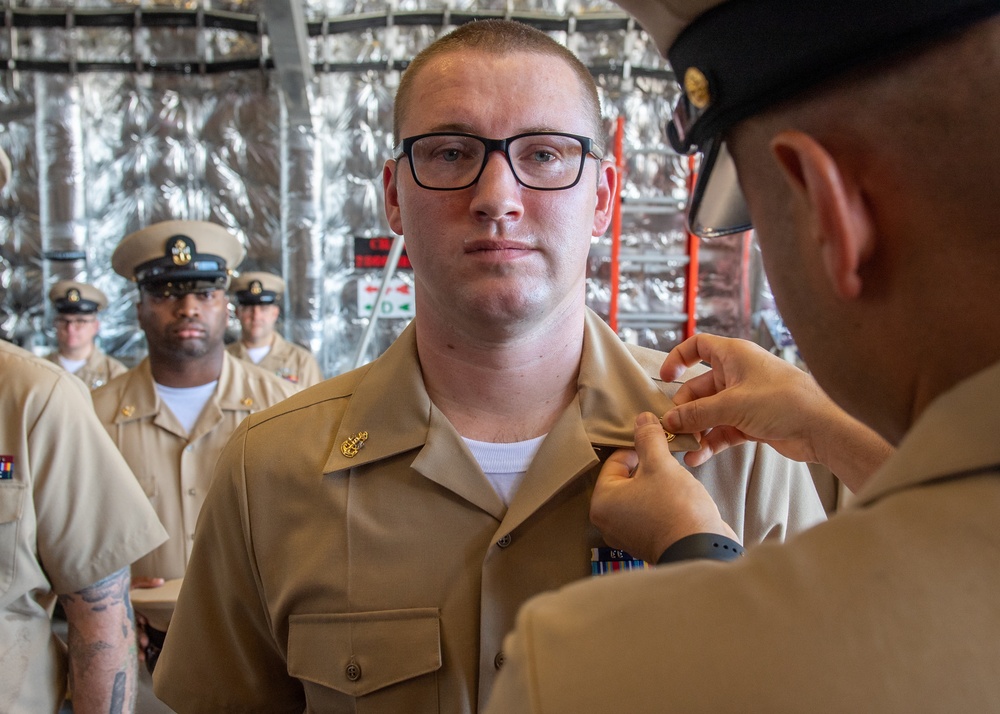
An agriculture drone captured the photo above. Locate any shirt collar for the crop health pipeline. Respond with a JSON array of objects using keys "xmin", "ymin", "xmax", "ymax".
[{"xmin": 322, "ymin": 309, "xmax": 697, "ymax": 475}]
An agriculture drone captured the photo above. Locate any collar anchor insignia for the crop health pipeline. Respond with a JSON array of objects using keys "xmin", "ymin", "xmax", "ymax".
[{"xmin": 341, "ymin": 431, "xmax": 369, "ymax": 458}]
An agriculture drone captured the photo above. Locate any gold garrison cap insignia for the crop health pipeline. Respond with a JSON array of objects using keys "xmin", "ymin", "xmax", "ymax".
[
  {"xmin": 684, "ymin": 67, "xmax": 711, "ymax": 110},
  {"xmin": 250, "ymin": 280, "xmax": 263, "ymax": 295},
  {"xmin": 121, "ymin": 405, "xmax": 135, "ymax": 417},
  {"xmin": 170, "ymin": 237, "xmax": 194, "ymax": 266},
  {"xmin": 67, "ymin": 288, "xmax": 81, "ymax": 303},
  {"xmin": 341, "ymin": 431, "xmax": 369, "ymax": 458}
]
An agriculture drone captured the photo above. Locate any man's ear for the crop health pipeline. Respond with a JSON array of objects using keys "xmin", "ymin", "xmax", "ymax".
[
  {"xmin": 591, "ymin": 159, "xmax": 617, "ymax": 237},
  {"xmin": 383, "ymin": 159, "xmax": 404, "ymax": 235},
  {"xmin": 770, "ymin": 130, "xmax": 874, "ymax": 300}
]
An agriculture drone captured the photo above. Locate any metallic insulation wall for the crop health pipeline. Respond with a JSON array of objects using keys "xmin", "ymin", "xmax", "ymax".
[{"xmin": 0, "ymin": 0, "xmax": 765, "ymax": 376}]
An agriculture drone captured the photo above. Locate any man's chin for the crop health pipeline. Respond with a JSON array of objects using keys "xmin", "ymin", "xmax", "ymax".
[{"xmin": 163, "ymin": 340, "xmax": 213, "ymax": 360}]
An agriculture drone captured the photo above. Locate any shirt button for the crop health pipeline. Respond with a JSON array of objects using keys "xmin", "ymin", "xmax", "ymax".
[
  {"xmin": 187, "ymin": 488, "xmax": 196, "ymax": 496},
  {"xmin": 494, "ymin": 651, "xmax": 505, "ymax": 670},
  {"xmin": 345, "ymin": 661, "xmax": 362, "ymax": 682},
  {"xmin": 496, "ymin": 534, "xmax": 512, "ymax": 548}
]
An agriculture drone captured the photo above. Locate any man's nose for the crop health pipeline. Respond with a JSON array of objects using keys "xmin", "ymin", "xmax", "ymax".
[
  {"xmin": 470, "ymin": 151, "xmax": 524, "ymax": 220},
  {"xmin": 175, "ymin": 293, "xmax": 202, "ymax": 316}
]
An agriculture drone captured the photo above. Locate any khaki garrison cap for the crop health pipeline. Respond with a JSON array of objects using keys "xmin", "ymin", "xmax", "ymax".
[
  {"xmin": 613, "ymin": 0, "xmax": 1000, "ymax": 238},
  {"xmin": 112, "ymin": 220, "xmax": 245, "ymax": 292},
  {"xmin": 230, "ymin": 271, "xmax": 285, "ymax": 306},
  {"xmin": 48, "ymin": 280, "xmax": 109, "ymax": 314}
]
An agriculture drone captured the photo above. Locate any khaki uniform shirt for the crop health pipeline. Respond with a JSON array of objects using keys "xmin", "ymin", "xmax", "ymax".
[
  {"xmin": 46, "ymin": 347, "xmax": 128, "ymax": 389},
  {"xmin": 486, "ymin": 359, "xmax": 1000, "ymax": 714},
  {"xmin": 227, "ymin": 333, "xmax": 323, "ymax": 388},
  {"xmin": 91, "ymin": 353, "xmax": 297, "ymax": 582},
  {"xmin": 0, "ymin": 341, "xmax": 167, "ymax": 714},
  {"xmin": 155, "ymin": 310, "xmax": 825, "ymax": 712}
]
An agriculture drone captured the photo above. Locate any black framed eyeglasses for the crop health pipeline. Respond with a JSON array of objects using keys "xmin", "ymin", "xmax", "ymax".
[{"xmin": 393, "ymin": 132, "xmax": 601, "ymax": 191}]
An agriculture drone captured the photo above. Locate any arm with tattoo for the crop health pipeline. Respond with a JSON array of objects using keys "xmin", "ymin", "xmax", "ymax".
[{"xmin": 58, "ymin": 567, "xmax": 138, "ymax": 714}]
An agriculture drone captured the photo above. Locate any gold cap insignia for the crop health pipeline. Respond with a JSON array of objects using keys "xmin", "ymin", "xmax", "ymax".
[
  {"xmin": 664, "ymin": 430, "xmax": 676, "ymax": 443},
  {"xmin": 341, "ymin": 431, "xmax": 369, "ymax": 458},
  {"xmin": 121, "ymin": 405, "xmax": 135, "ymax": 417},
  {"xmin": 170, "ymin": 237, "xmax": 194, "ymax": 266},
  {"xmin": 67, "ymin": 288, "xmax": 81, "ymax": 303},
  {"xmin": 250, "ymin": 280, "xmax": 263, "ymax": 295},
  {"xmin": 242, "ymin": 397, "xmax": 254, "ymax": 407},
  {"xmin": 684, "ymin": 67, "xmax": 711, "ymax": 110}
]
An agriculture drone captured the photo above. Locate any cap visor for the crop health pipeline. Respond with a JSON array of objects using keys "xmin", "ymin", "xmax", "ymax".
[{"xmin": 688, "ymin": 137, "xmax": 753, "ymax": 238}]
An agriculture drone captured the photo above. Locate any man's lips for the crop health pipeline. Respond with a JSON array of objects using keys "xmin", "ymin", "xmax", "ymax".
[
  {"xmin": 172, "ymin": 323, "xmax": 206, "ymax": 339},
  {"xmin": 464, "ymin": 239, "xmax": 534, "ymax": 254}
]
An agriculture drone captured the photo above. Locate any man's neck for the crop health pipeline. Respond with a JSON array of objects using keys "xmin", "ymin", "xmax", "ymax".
[
  {"xmin": 148, "ymin": 348, "xmax": 226, "ymax": 388},
  {"xmin": 242, "ymin": 332, "xmax": 274, "ymax": 350},
  {"xmin": 416, "ymin": 305, "xmax": 586, "ymax": 443},
  {"xmin": 59, "ymin": 344, "xmax": 93, "ymax": 361}
]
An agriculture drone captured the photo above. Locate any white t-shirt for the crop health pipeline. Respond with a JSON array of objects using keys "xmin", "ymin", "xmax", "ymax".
[
  {"xmin": 155, "ymin": 381, "xmax": 218, "ymax": 434},
  {"xmin": 246, "ymin": 345, "xmax": 271, "ymax": 364},
  {"xmin": 58, "ymin": 356, "xmax": 87, "ymax": 374},
  {"xmin": 463, "ymin": 434, "xmax": 546, "ymax": 506}
]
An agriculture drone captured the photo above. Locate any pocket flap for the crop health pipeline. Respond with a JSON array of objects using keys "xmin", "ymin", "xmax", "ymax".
[
  {"xmin": 288, "ymin": 608, "xmax": 441, "ymax": 698},
  {"xmin": 0, "ymin": 481, "xmax": 26, "ymax": 524}
]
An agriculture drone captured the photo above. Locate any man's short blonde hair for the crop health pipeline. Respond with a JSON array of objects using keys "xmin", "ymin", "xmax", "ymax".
[{"xmin": 393, "ymin": 19, "xmax": 605, "ymax": 156}]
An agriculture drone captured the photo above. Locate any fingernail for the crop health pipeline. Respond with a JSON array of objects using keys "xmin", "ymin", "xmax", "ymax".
[
  {"xmin": 636, "ymin": 411, "xmax": 659, "ymax": 427},
  {"xmin": 663, "ymin": 410, "xmax": 681, "ymax": 430}
]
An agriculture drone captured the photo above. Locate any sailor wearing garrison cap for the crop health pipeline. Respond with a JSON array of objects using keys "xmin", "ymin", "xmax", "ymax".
[
  {"xmin": 227, "ymin": 271, "xmax": 323, "ymax": 388},
  {"xmin": 485, "ymin": 2, "xmax": 1000, "ymax": 712},
  {"xmin": 92, "ymin": 220, "xmax": 296, "ymax": 672},
  {"xmin": 45, "ymin": 280, "xmax": 127, "ymax": 389}
]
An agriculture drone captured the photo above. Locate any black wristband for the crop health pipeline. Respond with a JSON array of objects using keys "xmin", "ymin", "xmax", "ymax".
[{"xmin": 656, "ymin": 533, "xmax": 745, "ymax": 565}]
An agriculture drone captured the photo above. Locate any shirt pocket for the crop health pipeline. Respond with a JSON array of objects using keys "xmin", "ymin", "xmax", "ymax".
[
  {"xmin": 0, "ymin": 481, "xmax": 27, "ymax": 596},
  {"xmin": 288, "ymin": 608, "xmax": 441, "ymax": 713}
]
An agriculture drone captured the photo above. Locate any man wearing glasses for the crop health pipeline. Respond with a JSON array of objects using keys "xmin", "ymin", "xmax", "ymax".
[
  {"xmin": 45, "ymin": 280, "xmax": 127, "ymax": 389},
  {"xmin": 154, "ymin": 20, "xmax": 824, "ymax": 712}
]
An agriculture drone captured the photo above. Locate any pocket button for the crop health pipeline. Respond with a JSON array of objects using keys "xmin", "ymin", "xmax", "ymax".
[{"xmin": 346, "ymin": 660, "xmax": 362, "ymax": 682}]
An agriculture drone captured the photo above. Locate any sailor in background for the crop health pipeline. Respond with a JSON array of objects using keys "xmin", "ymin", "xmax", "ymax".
[
  {"xmin": 91, "ymin": 220, "xmax": 297, "ymax": 676},
  {"xmin": 227, "ymin": 271, "xmax": 323, "ymax": 388},
  {"xmin": 45, "ymin": 280, "xmax": 127, "ymax": 389}
]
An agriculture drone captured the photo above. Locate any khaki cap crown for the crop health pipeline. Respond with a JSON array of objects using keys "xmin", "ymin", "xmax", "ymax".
[
  {"xmin": 112, "ymin": 220, "xmax": 245, "ymax": 288},
  {"xmin": 231, "ymin": 271, "xmax": 285, "ymax": 305},
  {"xmin": 48, "ymin": 280, "xmax": 109, "ymax": 314}
]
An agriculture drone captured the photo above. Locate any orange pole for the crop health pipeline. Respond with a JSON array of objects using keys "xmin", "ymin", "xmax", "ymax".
[
  {"xmin": 684, "ymin": 154, "xmax": 700, "ymax": 340},
  {"xmin": 609, "ymin": 116, "xmax": 625, "ymax": 333}
]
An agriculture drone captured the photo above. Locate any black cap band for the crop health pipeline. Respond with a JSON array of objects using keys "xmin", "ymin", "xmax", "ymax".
[
  {"xmin": 134, "ymin": 256, "xmax": 228, "ymax": 286},
  {"xmin": 669, "ymin": 0, "xmax": 1000, "ymax": 152},
  {"xmin": 234, "ymin": 289, "xmax": 279, "ymax": 306},
  {"xmin": 53, "ymin": 298, "xmax": 99, "ymax": 314}
]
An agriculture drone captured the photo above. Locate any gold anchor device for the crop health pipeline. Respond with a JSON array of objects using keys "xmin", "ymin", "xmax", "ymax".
[{"xmin": 341, "ymin": 431, "xmax": 369, "ymax": 458}]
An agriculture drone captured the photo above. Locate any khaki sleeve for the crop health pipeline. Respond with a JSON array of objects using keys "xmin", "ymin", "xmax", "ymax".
[
  {"xmin": 299, "ymin": 352, "xmax": 324, "ymax": 389},
  {"xmin": 689, "ymin": 440, "xmax": 826, "ymax": 548},
  {"xmin": 33, "ymin": 372, "xmax": 167, "ymax": 594}
]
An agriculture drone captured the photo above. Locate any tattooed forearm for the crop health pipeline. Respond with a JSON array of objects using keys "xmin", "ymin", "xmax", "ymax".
[{"xmin": 58, "ymin": 567, "xmax": 138, "ymax": 714}]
